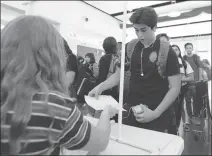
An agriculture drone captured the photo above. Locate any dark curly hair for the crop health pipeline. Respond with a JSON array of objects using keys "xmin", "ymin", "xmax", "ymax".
[
  {"xmin": 129, "ymin": 7, "xmax": 158, "ymax": 29},
  {"xmin": 156, "ymin": 33, "xmax": 170, "ymax": 41},
  {"xmin": 184, "ymin": 42, "xmax": 193, "ymax": 49},
  {"xmin": 85, "ymin": 53, "xmax": 96, "ymax": 64},
  {"xmin": 103, "ymin": 37, "xmax": 117, "ymax": 54},
  {"xmin": 172, "ymin": 44, "xmax": 187, "ymax": 71},
  {"xmin": 63, "ymin": 38, "xmax": 73, "ymax": 56}
]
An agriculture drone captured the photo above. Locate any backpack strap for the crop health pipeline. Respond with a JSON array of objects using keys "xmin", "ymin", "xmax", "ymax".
[
  {"xmin": 127, "ymin": 39, "xmax": 140, "ymax": 60},
  {"xmin": 192, "ymin": 54, "xmax": 200, "ymax": 67},
  {"xmin": 126, "ymin": 39, "xmax": 140, "ymax": 72},
  {"xmin": 156, "ymin": 40, "xmax": 170, "ymax": 78}
]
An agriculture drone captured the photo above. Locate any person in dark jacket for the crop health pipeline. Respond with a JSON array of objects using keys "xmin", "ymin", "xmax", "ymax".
[{"xmin": 64, "ymin": 38, "xmax": 78, "ymax": 98}]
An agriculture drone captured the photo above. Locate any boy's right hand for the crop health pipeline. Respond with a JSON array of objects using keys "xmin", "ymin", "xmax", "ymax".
[{"xmin": 103, "ymin": 105, "xmax": 118, "ymax": 118}]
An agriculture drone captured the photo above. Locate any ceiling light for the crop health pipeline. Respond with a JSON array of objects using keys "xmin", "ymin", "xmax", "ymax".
[
  {"xmin": 159, "ymin": 10, "xmax": 192, "ymax": 17},
  {"xmin": 168, "ymin": 11, "xmax": 181, "ymax": 17}
]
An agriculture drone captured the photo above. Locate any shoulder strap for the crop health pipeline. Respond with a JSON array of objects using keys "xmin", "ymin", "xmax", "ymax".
[
  {"xmin": 156, "ymin": 40, "xmax": 170, "ymax": 78},
  {"xmin": 192, "ymin": 54, "xmax": 199, "ymax": 67},
  {"xmin": 126, "ymin": 39, "xmax": 139, "ymax": 60},
  {"xmin": 183, "ymin": 55, "xmax": 187, "ymax": 61}
]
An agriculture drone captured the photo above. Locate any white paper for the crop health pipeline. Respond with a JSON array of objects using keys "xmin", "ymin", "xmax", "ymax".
[{"xmin": 84, "ymin": 95, "xmax": 126, "ymax": 111}]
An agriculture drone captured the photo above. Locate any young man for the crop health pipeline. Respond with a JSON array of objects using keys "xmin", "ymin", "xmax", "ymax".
[
  {"xmin": 183, "ymin": 43, "xmax": 203, "ymax": 124},
  {"xmin": 89, "ymin": 7, "xmax": 181, "ymax": 132}
]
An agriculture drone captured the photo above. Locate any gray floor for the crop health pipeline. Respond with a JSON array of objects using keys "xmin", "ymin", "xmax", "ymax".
[{"xmin": 181, "ymin": 117, "xmax": 211, "ymax": 155}]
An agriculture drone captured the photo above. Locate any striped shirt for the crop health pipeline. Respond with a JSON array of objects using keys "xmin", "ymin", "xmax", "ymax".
[{"xmin": 1, "ymin": 92, "xmax": 91, "ymax": 155}]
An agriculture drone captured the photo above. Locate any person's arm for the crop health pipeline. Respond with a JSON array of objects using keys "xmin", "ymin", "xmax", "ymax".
[
  {"xmin": 60, "ymin": 104, "xmax": 116, "ymax": 153},
  {"xmin": 182, "ymin": 61, "xmax": 194, "ymax": 82},
  {"xmin": 154, "ymin": 75, "xmax": 181, "ymax": 117},
  {"xmin": 154, "ymin": 47, "xmax": 181, "ymax": 117},
  {"xmin": 99, "ymin": 68, "xmax": 120, "ymax": 92},
  {"xmin": 66, "ymin": 71, "xmax": 76, "ymax": 85}
]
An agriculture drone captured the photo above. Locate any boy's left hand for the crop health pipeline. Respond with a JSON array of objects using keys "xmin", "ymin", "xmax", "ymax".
[{"xmin": 133, "ymin": 104, "xmax": 159, "ymax": 123}]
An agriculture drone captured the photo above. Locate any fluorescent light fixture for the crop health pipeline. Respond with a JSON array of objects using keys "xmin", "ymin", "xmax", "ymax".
[
  {"xmin": 168, "ymin": 11, "xmax": 181, "ymax": 17},
  {"xmin": 159, "ymin": 10, "xmax": 192, "ymax": 17}
]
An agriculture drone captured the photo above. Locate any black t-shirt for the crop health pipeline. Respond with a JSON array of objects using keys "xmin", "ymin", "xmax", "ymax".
[{"xmin": 123, "ymin": 38, "xmax": 180, "ymax": 131}]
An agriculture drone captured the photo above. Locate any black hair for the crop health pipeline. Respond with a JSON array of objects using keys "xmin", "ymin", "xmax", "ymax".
[
  {"xmin": 156, "ymin": 33, "xmax": 169, "ymax": 41},
  {"xmin": 129, "ymin": 7, "xmax": 158, "ymax": 29},
  {"xmin": 63, "ymin": 38, "xmax": 73, "ymax": 56},
  {"xmin": 85, "ymin": 53, "xmax": 96, "ymax": 64},
  {"xmin": 184, "ymin": 42, "xmax": 193, "ymax": 49},
  {"xmin": 172, "ymin": 44, "xmax": 187, "ymax": 71},
  {"xmin": 103, "ymin": 37, "xmax": 117, "ymax": 54}
]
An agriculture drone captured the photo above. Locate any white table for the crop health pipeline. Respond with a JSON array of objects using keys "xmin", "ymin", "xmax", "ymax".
[{"xmin": 62, "ymin": 116, "xmax": 184, "ymax": 155}]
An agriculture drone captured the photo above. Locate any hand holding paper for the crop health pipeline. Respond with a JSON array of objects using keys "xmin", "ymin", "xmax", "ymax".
[{"xmin": 85, "ymin": 95, "xmax": 126, "ymax": 111}]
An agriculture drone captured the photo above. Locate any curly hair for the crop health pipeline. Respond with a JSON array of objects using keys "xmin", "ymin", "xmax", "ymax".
[
  {"xmin": 184, "ymin": 42, "xmax": 193, "ymax": 49},
  {"xmin": 156, "ymin": 33, "xmax": 170, "ymax": 41},
  {"xmin": 129, "ymin": 7, "xmax": 158, "ymax": 29},
  {"xmin": 1, "ymin": 15, "xmax": 68, "ymax": 154}
]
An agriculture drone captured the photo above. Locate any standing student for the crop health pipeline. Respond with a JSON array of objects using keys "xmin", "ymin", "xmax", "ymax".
[
  {"xmin": 183, "ymin": 43, "xmax": 203, "ymax": 124},
  {"xmin": 85, "ymin": 53, "xmax": 99, "ymax": 78},
  {"xmin": 1, "ymin": 15, "xmax": 117, "ymax": 155},
  {"xmin": 172, "ymin": 44, "xmax": 194, "ymax": 133},
  {"xmin": 202, "ymin": 59, "xmax": 211, "ymax": 80},
  {"xmin": 97, "ymin": 37, "xmax": 119, "ymax": 101},
  {"xmin": 89, "ymin": 7, "xmax": 181, "ymax": 132}
]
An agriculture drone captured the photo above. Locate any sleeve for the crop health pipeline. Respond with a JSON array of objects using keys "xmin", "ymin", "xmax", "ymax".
[
  {"xmin": 185, "ymin": 61, "xmax": 194, "ymax": 74},
  {"xmin": 96, "ymin": 56, "xmax": 111, "ymax": 85},
  {"xmin": 58, "ymin": 104, "xmax": 91, "ymax": 150},
  {"xmin": 165, "ymin": 46, "xmax": 180, "ymax": 77}
]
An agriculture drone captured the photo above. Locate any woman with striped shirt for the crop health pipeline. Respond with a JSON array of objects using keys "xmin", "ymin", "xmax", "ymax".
[{"xmin": 1, "ymin": 15, "xmax": 117, "ymax": 155}]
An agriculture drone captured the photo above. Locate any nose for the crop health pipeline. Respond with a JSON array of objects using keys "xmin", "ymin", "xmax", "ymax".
[{"xmin": 137, "ymin": 31, "xmax": 144, "ymax": 40}]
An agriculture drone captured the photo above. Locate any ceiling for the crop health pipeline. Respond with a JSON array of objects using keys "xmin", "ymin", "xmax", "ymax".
[
  {"xmin": 84, "ymin": 1, "xmax": 171, "ymax": 16},
  {"xmin": 84, "ymin": 1, "xmax": 211, "ymax": 25}
]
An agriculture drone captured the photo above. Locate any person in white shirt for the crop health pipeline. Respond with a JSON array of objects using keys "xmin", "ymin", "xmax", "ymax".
[{"xmin": 172, "ymin": 45, "xmax": 194, "ymax": 133}]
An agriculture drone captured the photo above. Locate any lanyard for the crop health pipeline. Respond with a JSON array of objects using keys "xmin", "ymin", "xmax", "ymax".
[{"xmin": 140, "ymin": 42, "xmax": 155, "ymax": 76}]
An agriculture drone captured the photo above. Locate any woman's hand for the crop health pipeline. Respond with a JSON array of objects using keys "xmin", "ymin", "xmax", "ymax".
[{"xmin": 102, "ymin": 105, "xmax": 118, "ymax": 118}]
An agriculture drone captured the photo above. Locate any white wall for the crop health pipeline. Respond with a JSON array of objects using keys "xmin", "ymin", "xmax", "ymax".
[{"xmin": 27, "ymin": 1, "xmax": 122, "ymax": 55}]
